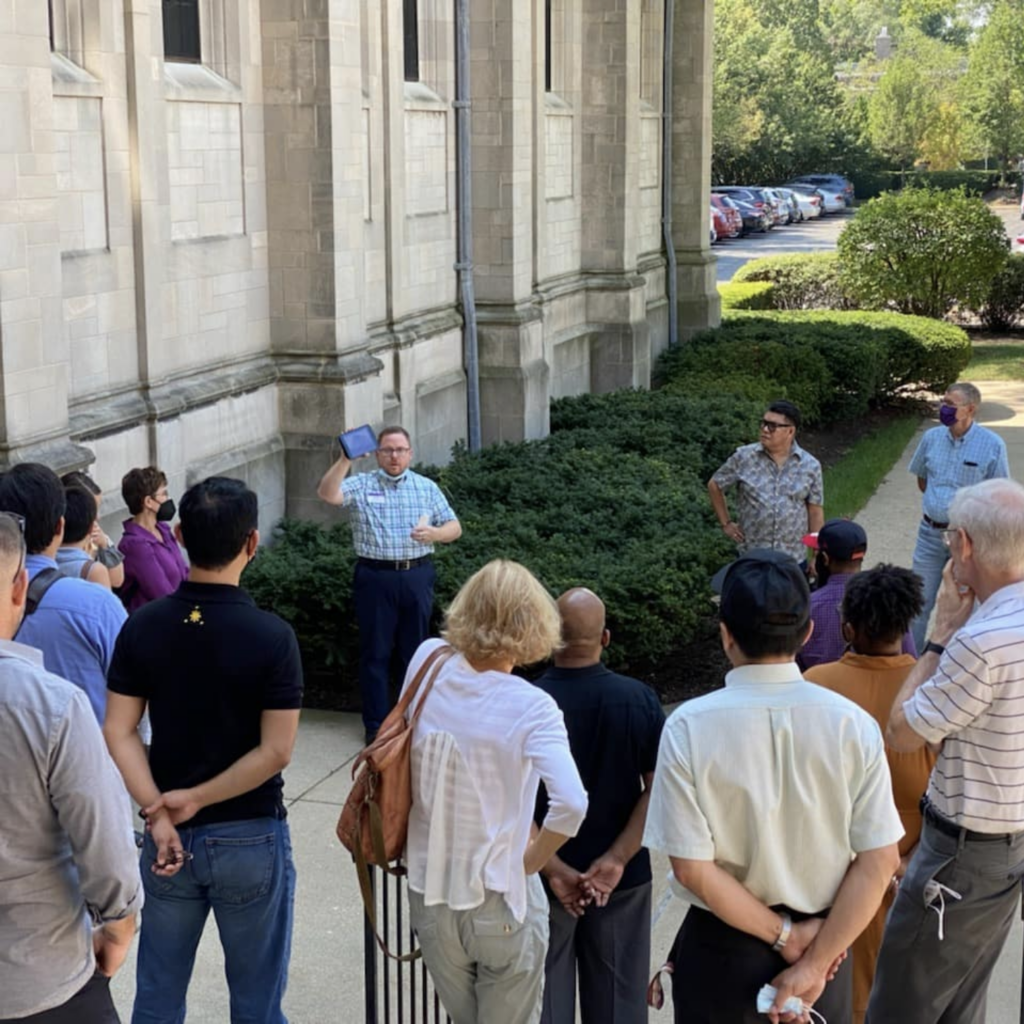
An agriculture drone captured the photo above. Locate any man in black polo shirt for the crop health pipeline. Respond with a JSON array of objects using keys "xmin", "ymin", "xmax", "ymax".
[
  {"xmin": 534, "ymin": 588, "xmax": 664, "ymax": 1024},
  {"xmin": 103, "ymin": 477, "xmax": 303, "ymax": 1024}
]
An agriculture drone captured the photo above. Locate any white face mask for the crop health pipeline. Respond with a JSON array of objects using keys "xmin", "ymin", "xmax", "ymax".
[{"xmin": 757, "ymin": 984, "xmax": 828, "ymax": 1022}]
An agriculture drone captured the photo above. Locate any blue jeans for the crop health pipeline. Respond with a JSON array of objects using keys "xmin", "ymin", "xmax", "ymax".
[
  {"xmin": 911, "ymin": 518, "xmax": 949, "ymax": 652},
  {"xmin": 132, "ymin": 817, "xmax": 295, "ymax": 1024}
]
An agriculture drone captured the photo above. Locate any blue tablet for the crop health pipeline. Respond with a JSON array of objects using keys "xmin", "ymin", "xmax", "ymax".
[{"xmin": 339, "ymin": 424, "xmax": 378, "ymax": 459}]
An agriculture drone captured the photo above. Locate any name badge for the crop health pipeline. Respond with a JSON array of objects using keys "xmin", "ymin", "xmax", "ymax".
[{"xmin": 367, "ymin": 493, "xmax": 386, "ymax": 504}]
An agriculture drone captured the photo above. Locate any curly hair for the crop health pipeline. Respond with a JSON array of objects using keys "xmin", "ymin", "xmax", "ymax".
[
  {"xmin": 841, "ymin": 564, "xmax": 924, "ymax": 644},
  {"xmin": 442, "ymin": 560, "xmax": 562, "ymax": 667}
]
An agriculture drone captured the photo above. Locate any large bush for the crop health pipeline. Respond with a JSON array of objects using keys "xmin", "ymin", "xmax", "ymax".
[
  {"xmin": 976, "ymin": 253, "xmax": 1024, "ymax": 331},
  {"xmin": 731, "ymin": 253, "xmax": 851, "ymax": 310},
  {"xmin": 837, "ymin": 187, "xmax": 1010, "ymax": 318},
  {"xmin": 718, "ymin": 281, "xmax": 776, "ymax": 310},
  {"xmin": 656, "ymin": 311, "xmax": 971, "ymax": 422}
]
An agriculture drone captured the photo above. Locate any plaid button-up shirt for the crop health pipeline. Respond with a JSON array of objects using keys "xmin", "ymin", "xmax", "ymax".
[
  {"xmin": 711, "ymin": 440, "xmax": 823, "ymax": 561},
  {"xmin": 340, "ymin": 469, "xmax": 458, "ymax": 560}
]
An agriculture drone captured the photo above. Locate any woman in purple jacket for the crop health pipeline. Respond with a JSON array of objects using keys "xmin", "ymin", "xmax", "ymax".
[{"xmin": 117, "ymin": 466, "xmax": 188, "ymax": 613}]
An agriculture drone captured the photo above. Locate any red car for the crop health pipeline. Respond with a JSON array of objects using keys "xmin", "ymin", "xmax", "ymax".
[{"xmin": 711, "ymin": 194, "xmax": 742, "ymax": 239}]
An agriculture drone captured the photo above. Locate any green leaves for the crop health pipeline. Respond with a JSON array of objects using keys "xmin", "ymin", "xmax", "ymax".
[{"xmin": 837, "ymin": 186, "xmax": 1010, "ymax": 317}]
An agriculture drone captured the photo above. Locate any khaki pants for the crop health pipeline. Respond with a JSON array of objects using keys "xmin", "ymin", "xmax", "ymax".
[{"xmin": 409, "ymin": 876, "xmax": 549, "ymax": 1024}]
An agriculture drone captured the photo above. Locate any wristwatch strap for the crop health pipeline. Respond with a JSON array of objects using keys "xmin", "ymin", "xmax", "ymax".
[{"xmin": 924, "ymin": 640, "xmax": 946, "ymax": 657}]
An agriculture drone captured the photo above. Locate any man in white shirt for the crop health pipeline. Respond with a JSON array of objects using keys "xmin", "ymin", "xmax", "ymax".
[
  {"xmin": 644, "ymin": 549, "xmax": 903, "ymax": 1023},
  {"xmin": 870, "ymin": 478, "xmax": 1024, "ymax": 1023}
]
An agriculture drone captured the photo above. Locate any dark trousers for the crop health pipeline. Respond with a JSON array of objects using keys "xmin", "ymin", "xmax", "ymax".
[
  {"xmin": 354, "ymin": 560, "xmax": 435, "ymax": 732},
  {"xmin": 669, "ymin": 906, "xmax": 852, "ymax": 1024},
  {"xmin": 1, "ymin": 973, "xmax": 119, "ymax": 1024},
  {"xmin": 540, "ymin": 882, "xmax": 651, "ymax": 1024},
  {"xmin": 866, "ymin": 818, "xmax": 1024, "ymax": 1024}
]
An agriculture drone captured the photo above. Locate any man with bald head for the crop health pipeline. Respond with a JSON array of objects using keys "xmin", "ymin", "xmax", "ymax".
[
  {"xmin": 533, "ymin": 588, "xmax": 664, "ymax": 1024},
  {"xmin": 0, "ymin": 512, "xmax": 141, "ymax": 1022}
]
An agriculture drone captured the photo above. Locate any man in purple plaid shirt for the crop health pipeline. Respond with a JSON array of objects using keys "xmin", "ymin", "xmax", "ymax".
[{"xmin": 797, "ymin": 519, "xmax": 916, "ymax": 671}]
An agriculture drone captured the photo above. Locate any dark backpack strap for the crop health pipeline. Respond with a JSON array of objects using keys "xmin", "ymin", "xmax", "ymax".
[{"xmin": 24, "ymin": 567, "xmax": 63, "ymax": 617}]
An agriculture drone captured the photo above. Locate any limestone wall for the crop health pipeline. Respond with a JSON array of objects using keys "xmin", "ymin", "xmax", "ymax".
[{"xmin": 0, "ymin": 0, "xmax": 716, "ymax": 531}]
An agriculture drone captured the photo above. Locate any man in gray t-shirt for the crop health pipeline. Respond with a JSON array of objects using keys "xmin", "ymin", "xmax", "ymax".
[{"xmin": 0, "ymin": 513, "xmax": 140, "ymax": 1023}]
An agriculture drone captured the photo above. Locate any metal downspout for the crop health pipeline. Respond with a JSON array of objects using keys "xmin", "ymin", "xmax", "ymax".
[
  {"xmin": 662, "ymin": 0, "xmax": 679, "ymax": 347},
  {"xmin": 454, "ymin": 0, "xmax": 482, "ymax": 451}
]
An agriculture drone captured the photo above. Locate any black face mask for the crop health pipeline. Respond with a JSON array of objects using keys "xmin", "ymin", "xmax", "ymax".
[{"xmin": 155, "ymin": 498, "xmax": 176, "ymax": 522}]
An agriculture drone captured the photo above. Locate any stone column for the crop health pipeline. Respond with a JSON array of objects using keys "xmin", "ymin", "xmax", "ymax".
[
  {"xmin": 0, "ymin": 3, "xmax": 85, "ymax": 468},
  {"xmin": 579, "ymin": 0, "xmax": 650, "ymax": 391},
  {"xmin": 261, "ymin": 0, "xmax": 382, "ymax": 517},
  {"xmin": 471, "ymin": 0, "xmax": 548, "ymax": 444},
  {"xmin": 671, "ymin": 0, "xmax": 720, "ymax": 338}
]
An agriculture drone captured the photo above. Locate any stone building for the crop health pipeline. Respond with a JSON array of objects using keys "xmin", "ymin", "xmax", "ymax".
[{"xmin": 6, "ymin": 0, "xmax": 716, "ymax": 529}]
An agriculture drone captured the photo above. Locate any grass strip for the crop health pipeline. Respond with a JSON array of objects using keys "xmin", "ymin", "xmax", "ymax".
[
  {"xmin": 967, "ymin": 343, "xmax": 1024, "ymax": 381},
  {"xmin": 823, "ymin": 414, "xmax": 921, "ymax": 520}
]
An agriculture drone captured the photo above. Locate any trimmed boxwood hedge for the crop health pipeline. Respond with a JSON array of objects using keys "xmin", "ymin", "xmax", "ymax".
[
  {"xmin": 719, "ymin": 281, "xmax": 776, "ymax": 310},
  {"xmin": 731, "ymin": 253, "xmax": 851, "ymax": 311},
  {"xmin": 656, "ymin": 311, "xmax": 971, "ymax": 425}
]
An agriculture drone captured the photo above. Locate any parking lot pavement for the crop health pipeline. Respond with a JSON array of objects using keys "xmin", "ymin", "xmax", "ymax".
[{"xmin": 715, "ymin": 210, "xmax": 852, "ymax": 283}]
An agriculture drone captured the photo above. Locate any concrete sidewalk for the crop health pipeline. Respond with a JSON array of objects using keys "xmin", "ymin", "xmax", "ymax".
[{"xmin": 110, "ymin": 383, "xmax": 1024, "ymax": 1022}]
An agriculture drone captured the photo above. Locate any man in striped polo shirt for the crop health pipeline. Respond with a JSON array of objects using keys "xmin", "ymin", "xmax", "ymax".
[
  {"xmin": 869, "ymin": 478, "xmax": 1024, "ymax": 1023},
  {"xmin": 317, "ymin": 426, "xmax": 461, "ymax": 744}
]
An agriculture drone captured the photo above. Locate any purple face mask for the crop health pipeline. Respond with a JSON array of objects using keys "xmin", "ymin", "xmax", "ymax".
[{"xmin": 939, "ymin": 404, "xmax": 958, "ymax": 427}]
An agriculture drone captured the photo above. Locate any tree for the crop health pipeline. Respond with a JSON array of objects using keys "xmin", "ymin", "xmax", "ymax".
[
  {"xmin": 960, "ymin": 0, "xmax": 1024, "ymax": 176},
  {"xmin": 838, "ymin": 187, "xmax": 1009, "ymax": 317},
  {"xmin": 867, "ymin": 54, "xmax": 938, "ymax": 170}
]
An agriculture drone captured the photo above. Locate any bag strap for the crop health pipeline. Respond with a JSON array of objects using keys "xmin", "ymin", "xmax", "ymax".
[
  {"xmin": 353, "ymin": 816, "xmax": 422, "ymax": 962},
  {"xmin": 408, "ymin": 645, "xmax": 453, "ymax": 725},
  {"xmin": 25, "ymin": 568, "xmax": 62, "ymax": 616}
]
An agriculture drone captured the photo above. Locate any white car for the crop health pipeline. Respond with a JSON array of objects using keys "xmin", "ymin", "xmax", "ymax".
[
  {"xmin": 790, "ymin": 186, "xmax": 845, "ymax": 215},
  {"xmin": 780, "ymin": 187, "xmax": 821, "ymax": 220}
]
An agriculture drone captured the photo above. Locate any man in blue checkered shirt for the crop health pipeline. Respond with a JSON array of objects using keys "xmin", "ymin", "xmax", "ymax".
[
  {"xmin": 318, "ymin": 427, "xmax": 461, "ymax": 742},
  {"xmin": 908, "ymin": 383, "xmax": 1009, "ymax": 651}
]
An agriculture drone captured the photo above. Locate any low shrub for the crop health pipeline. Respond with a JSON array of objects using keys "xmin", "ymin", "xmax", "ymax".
[
  {"xmin": 853, "ymin": 170, "xmax": 1005, "ymax": 199},
  {"xmin": 977, "ymin": 254, "xmax": 1024, "ymax": 331},
  {"xmin": 656, "ymin": 311, "xmax": 971, "ymax": 423},
  {"xmin": 719, "ymin": 281, "xmax": 776, "ymax": 310},
  {"xmin": 730, "ymin": 253, "xmax": 851, "ymax": 311},
  {"xmin": 838, "ymin": 187, "xmax": 1009, "ymax": 318}
]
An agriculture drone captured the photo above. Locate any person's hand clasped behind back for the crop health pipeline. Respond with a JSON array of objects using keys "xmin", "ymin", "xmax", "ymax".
[{"xmin": 143, "ymin": 807, "xmax": 189, "ymax": 878}]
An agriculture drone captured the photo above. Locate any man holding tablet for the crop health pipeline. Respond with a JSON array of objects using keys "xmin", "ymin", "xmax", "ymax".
[{"xmin": 317, "ymin": 426, "xmax": 461, "ymax": 743}]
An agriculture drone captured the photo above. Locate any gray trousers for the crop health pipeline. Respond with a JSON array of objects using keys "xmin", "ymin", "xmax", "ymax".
[
  {"xmin": 867, "ymin": 818, "xmax": 1024, "ymax": 1024},
  {"xmin": 408, "ymin": 876, "xmax": 549, "ymax": 1024},
  {"xmin": 540, "ymin": 882, "xmax": 651, "ymax": 1024}
]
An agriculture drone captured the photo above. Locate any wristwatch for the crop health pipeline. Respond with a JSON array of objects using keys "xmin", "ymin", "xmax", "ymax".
[
  {"xmin": 771, "ymin": 912, "xmax": 792, "ymax": 952},
  {"xmin": 923, "ymin": 640, "xmax": 946, "ymax": 657}
]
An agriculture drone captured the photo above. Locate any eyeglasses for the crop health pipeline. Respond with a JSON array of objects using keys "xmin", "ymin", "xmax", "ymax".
[
  {"xmin": 760, "ymin": 419, "xmax": 793, "ymax": 433},
  {"xmin": 0, "ymin": 512, "xmax": 27, "ymax": 584},
  {"xmin": 0, "ymin": 511, "xmax": 26, "ymax": 534},
  {"xmin": 378, "ymin": 448, "xmax": 411, "ymax": 457}
]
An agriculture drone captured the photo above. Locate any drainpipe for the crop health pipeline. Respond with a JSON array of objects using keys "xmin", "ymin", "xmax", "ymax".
[
  {"xmin": 454, "ymin": 0, "xmax": 482, "ymax": 451},
  {"xmin": 662, "ymin": 0, "xmax": 679, "ymax": 347}
]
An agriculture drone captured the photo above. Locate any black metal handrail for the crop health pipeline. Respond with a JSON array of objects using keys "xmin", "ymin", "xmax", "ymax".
[{"xmin": 363, "ymin": 865, "xmax": 451, "ymax": 1024}]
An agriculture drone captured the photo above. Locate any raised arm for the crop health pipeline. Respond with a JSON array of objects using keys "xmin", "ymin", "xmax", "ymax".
[{"xmin": 316, "ymin": 453, "xmax": 353, "ymax": 506}]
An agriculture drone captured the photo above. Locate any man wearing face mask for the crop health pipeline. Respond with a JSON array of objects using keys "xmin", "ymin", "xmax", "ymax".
[
  {"xmin": 104, "ymin": 477, "xmax": 303, "ymax": 1024},
  {"xmin": 317, "ymin": 426, "xmax": 461, "ymax": 744},
  {"xmin": 907, "ymin": 383, "xmax": 1008, "ymax": 652},
  {"xmin": 117, "ymin": 465, "xmax": 189, "ymax": 614},
  {"xmin": 0, "ymin": 463, "xmax": 127, "ymax": 724}
]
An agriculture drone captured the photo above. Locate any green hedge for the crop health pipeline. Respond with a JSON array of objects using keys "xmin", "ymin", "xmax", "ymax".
[
  {"xmin": 853, "ymin": 169, "xmax": 1007, "ymax": 200},
  {"xmin": 718, "ymin": 281, "xmax": 776, "ymax": 310},
  {"xmin": 976, "ymin": 253, "xmax": 1024, "ymax": 331},
  {"xmin": 730, "ymin": 253, "xmax": 851, "ymax": 311},
  {"xmin": 656, "ymin": 311, "xmax": 971, "ymax": 425}
]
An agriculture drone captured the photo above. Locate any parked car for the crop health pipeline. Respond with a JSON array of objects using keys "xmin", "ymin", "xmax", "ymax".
[
  {"xmin": 788, "ymin": 184, "xmax": 845, "ymax": 215},
  {"xmin": 729, "ymin": 196, "xmax": 771, "ymax": 233},
  {"xmin": 711, "ymin": 193, "xmax": 743, "ymax": 238},
  {"xmin": 758, "ymin": 187, "xmax": 791, "ymax": 225},
  {"xmin": 774, "ymin": 187, "xmax": 804, "ymax": 222},
  {"xmin": 787, "ymin": 173, "xmax": 855, "ymax": 206},
  {"xmin": 780, "ymin": 187, "xmax": 821, "ymax": 220},
  {"xmin": 710, "ymin": 221, "xmax": 717, "ymax": 245},
  {"xmin": 713, "ymin": 186, "xmax": 775, "ymax": 228}
]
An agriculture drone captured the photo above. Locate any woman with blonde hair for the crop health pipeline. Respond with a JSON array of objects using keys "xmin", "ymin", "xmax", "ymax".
[{"xmin": 403, "ymin": 559, "xmax": 588, "ymax": 1024}]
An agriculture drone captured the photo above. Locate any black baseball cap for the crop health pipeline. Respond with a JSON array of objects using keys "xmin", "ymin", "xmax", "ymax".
[
  {"xmin": 802, "ymin": 519, "xmax": 867, "ymax": 562},
  {"xmin": 713, "ymin": 549, "xmax": 810, "ymax": 636}
]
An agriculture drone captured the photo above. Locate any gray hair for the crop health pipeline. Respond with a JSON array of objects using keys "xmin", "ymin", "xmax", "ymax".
[
  {"xmin": 949, "ymin": 382, "xmax": 981, "ymax": 407},
  {"xmin": 0, "ymin": 514, "xmax": 24, "ymax": 577},
  {"xmin": 949, "ymin": 479, "xmax": 1024, "ymax": 573}
]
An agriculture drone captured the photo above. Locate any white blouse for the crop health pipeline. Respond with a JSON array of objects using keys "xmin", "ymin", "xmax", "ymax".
[{"xmin": 402, "ymin": 638, "xmax": 588, "ymax": 922}]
